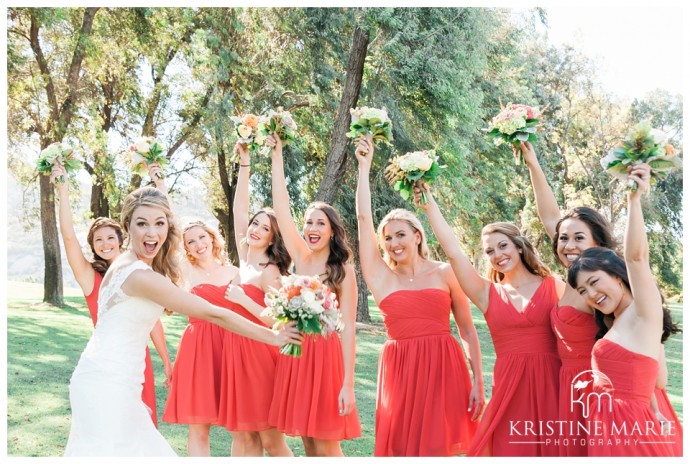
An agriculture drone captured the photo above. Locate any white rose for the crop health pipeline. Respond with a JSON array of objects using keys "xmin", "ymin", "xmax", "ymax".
[
  {"xmin": 238, "ymin": 124, "xmax": 253, "ymax": 139},
  {"xmin": 416, "ymin": 154, "xmax": 434, "ymax": 171},
  {"xmin": 135, "ymin": 138, "xmax": 150, "ymax": 154},
  {"xmin": 649, "ymin": 128, "xmax": 666, "ymax": 145}
]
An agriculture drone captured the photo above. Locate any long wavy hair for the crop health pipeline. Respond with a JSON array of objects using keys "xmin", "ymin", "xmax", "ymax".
[
  {"xmin": 120, "ymin": 187, "xmax": 182, "ymax": 289},
  {"xmin": 567, "ymin": 247, "xmax": 681, "ymax": 341},
  {"xmin": 482, "ymin": 222, "xmax": 552, "ymax": 283},
  {"xmin": 243, "ymin": 208, "xmax": 291, "ymax": 276},
  {"xmin": 552, "ymin": 207, "xmax": 618, "ymax": 267},
  {"xmin": 376, "ymin": 208, "xmax": 430, "ymax": 268},
  {"xmin": 182, "ymin": 220, "xmax": 228, "ymax": 265},
  {"xmin": 305, "ymin": 201, "xmax": 352, "ymax": 297},
  {"xmin": 87, "ymin": 217, "xmax": 124, "ymax": 276}
]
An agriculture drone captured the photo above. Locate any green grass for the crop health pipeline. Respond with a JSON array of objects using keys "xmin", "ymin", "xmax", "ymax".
[{"xmin": 6, "ymin": 286, "xmax": 683, "ymax": 456}]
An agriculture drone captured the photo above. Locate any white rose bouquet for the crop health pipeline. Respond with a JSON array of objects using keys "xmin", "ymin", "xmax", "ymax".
[
  {"xmin": 485, "ymin": 102, "xmax": 547, "ymax": 164},
  {"xmin": 347, "ymin": 106, "xmax": 393, "ymax": 146},
  {"xmin": 258, "ymin": 108, "xmax": 297, "ymax": 156},
  {"xmin": 263, "ymin": 274, "xmax": 341, "ymax": 357},
  {"xmin": 384, "ymin": 149, "xmax": 445, "ymax": 204},
  {"xmin": 601, "ymin": 121, "xmax": 681, "ymax": 191},
  {"xmin": 230, "ymin": 113, "xmax": 262, "ymax": 160},
  {"xmin": 127, "ymin": 136, "xmax": 168, "ymax": 179},
  {"xmin": 37, "ymin": 142, "xmax": 82, "ymax": 184}
]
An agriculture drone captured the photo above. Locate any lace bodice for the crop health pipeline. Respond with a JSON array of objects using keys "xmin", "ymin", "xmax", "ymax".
[{"xmin": 97, "ymin": 259, "xmax": 151, "ymax": 319}]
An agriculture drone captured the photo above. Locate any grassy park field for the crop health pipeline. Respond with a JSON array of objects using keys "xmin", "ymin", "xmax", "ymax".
[{"xmin": 6, "ymin": 282, "xmax": 683, "ymax": 457}]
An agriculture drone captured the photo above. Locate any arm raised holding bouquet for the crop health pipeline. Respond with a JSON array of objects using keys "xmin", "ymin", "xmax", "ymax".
[
  {"xmin": 128, "ymin": 136, "xmax": 168, "ymax": 180},
  {"xmin": 37, "ymin": 142, "xmax": 82, "ymax": 184},
  {"xmin": 485, "ymin": 101, "xmax": 547, "ymax": 165},
  {"xmin": 347, "ymin": 106, "xmax": 393, "ymax": 146}
]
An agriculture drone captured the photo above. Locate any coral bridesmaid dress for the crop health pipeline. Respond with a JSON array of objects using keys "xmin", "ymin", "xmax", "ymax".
[
  {"xmin": 216, "ymin": 283, "xmax": 279, "ymax": 431},
  {"xmin": 162, "ymin": 284, "xmax": 228, "ymax": 425},
  {"xmin": 550, "ymin": 304, "xmax": 598, "ymax": 456},
  {"xmin": 375, "ymin": 288, "xmax": 477, "ymax": 456},
  {"xmin": 85, "ymin": 270, "xmax": 158, "ymax": 427},
  {"xmin": 269, "ymin": 295, "xmax": 361, "ymax": 441},
  {"xmin": 654, "ymin": 387, "xmax": 683, "ymax": 456},
  {"xmin": 468, "ymin": 277, "xmax": 560, "ymax": 457},
  {"xmin": 588, "ymin": 339, "xmax": 675, "ymax": 456}
]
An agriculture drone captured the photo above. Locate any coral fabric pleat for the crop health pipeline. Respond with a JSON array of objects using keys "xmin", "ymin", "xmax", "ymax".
[
  {"xmin": 588, "ymin": 339, "xmax": 675, "ymax": 456},
  {"xmin": 269, "ymin": 327, "xmax": 362, "ymax": 440},
  {"xmin": 550, "ymin": 304, "xmax": 598, "ymax": 456},
  {"xmin": 162, "ymin": 284, "xmax": 228, "ymax": 424},
  {"xmin": 468, "ymin": 277, "xmax": 560, "ymax": 457},
  {"xmin": 375, "ymin": 288, "xmax": 477, "ymax": 456},
  {"xmin": 654, "ymin": 387, "xmax": 683, "ymax": 456},
  {"xmin": 217, "ymin": 283, "xmax": 279, "ymax": 431},
  {"xmin": 85, "ymin": 270, "xmax": 158, "ymax": 427}
]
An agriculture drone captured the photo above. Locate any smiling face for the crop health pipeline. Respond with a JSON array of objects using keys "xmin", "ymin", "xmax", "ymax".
[
  {"xmin": 575, "ymin": 269, "xmax": 626, "ymax": 315},
  {"xmin": 128, "ymin": 205, "xmax": 169, "ymax": 265},
  {"xmin": 303, "ymin": 207, "xmax": 332, "ymax": 252},
  {"xmin": 91, "ymin": 226, "xmax": 121, "ymax": 263},
  {"xmin": 556, "ymin": 218, "xmax": 599, "ymax": 268},
  {"xmin": 482, "ymin": 232, "xmax": 522, "ymax": 275},
  {"xmin": 382, "ymin": 220, "xmax": 420, "ymax": 264},
  {"xmin": 183, "ymin": 226, "xmax": 213, "ymax": 263},
  {"xmin": 246, "ymin": 212, "xmax": 273, "ymax": 250}
]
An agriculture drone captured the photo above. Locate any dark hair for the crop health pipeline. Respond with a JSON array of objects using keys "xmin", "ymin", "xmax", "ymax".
[
  {"xmin": 87, "ymin": 217, "xmax": 124, "ymax": 276},
  {"xmin": 568, "ymin": 247, "xmax": 681, "ymax": 341},
  {"xmin": 482, "ymin": 222, "xmax": 552, "ymax": 283},
  {"xmin": 246, "ymin": 208, "xmax": 291, "ymax": 276},
  {"xmin": 552, "ymin": 207, "xmax": 617, "ymax": 266},
  {"xmin": 305, "ymin": 201, "xmax": 352, "ymax": 297}
]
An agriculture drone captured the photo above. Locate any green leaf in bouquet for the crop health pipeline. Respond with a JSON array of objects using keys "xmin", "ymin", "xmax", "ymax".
[
  {"xmin": 516, "ymin": 132, "xmax": 530, "ymax": 142},
  {"xmin": 522, "ymin": 125, "xmax": 537, "ymax": 133},
  {"xmin": 149, "ymin": 142, "xmax": 164, "ymax": 158},
  {"xmin": 648, "ymin": 159, "xmax": 679, "ymax": 170},
  {"xmin": 394, "ymin": 180, "xmax": 404, "ymax": 190},
  {"xmin": 63, "ymin": 159, "xmax": 83, "ymax": 172},
  {"xmin": 607, "ymin": 159, "xmax": 623, "ymax": 168},
  {"xmin": 527, "ymin": 133, "xmax": 538, "ymax": 143},
  {"xmin": 399, "ymin": 188, "xmax": 411, "ymax": 200}
]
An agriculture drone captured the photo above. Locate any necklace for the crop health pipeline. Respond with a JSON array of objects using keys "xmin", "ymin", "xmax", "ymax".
[{"xmin": 197, "ymin": 263, "xmax": 221, "ymax": 277}]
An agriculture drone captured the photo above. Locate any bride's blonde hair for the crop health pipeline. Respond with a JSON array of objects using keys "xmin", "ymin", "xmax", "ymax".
[{"xmin": 120, "ymin": 187, "xmax": 182, "ymax": 288}]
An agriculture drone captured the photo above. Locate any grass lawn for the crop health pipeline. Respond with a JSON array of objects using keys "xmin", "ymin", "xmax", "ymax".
[{"xmin": 6, "ymin": 283, "xmax": 683, "ymax": 456}]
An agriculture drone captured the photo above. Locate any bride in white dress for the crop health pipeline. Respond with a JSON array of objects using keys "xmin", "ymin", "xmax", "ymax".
[{"xmin": 64, "ymin": 186, "xmax": 302, "ymax": 456}]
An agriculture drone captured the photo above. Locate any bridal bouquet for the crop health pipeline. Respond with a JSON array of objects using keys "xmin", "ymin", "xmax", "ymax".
[
  {"xmin": 37, "ymin": 142, "xmax": 82, "ymax": 184},
  {"xmin": 600, "ymin": 121, "xmax": 681, "ymax": 192},
  {"xmin": 346, "ymin": 106, "xmax": 393, "ymax": 146},
  {"xmin": 485, "ymin": 102, "xmax": 546, "ymax": 164},
  {"xmin": 258, "ymin": 108, "xmax": 297, "ymax": 156},
  {"xmin": 263, "ymin": 274, "xmax": 342, "ymax": 357},
  {"xmin": 230, "ymin": 113, "xmax": 263, "ymax": 159},
  {"xmin": 384, "ymin": 149, "xmax": 445, "ymax": 204},
  {"xmin": 127, "ymin": 136, "xmax": 168, "ymax": 179}
]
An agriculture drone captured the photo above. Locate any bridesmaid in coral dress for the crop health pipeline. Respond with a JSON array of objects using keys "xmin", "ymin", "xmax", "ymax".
[
  {"xmin": 162, "ymin": 220, "xmax": 237, "ymax": 456},
  {"xmin": 652, "ymin": 345, "xmax": 683, "ymax": 456},
  {"xmin": 216, "ymin": 141, "xmax": 293, "ymax": 456},
  {"xmin": 417, "ymin": 181, "xmax": 565, "ymax": 457},
  {"xmin": 267, "ymin": 133, "xmax": 361, "ymax": 456},
  {"xmin": 568, "ymin": 165, "xmax": 680, "ymax": 456},
  {"xmin": 52, "ymin": 163, "xmax": 171, "ymax": 428},
  {"xmin": 519, "ymin": 142, "xmax": 618, "ymax": 455},
  {"xmin": 354, "ymin": 136, "xmax": 484, "ymax": 456}
]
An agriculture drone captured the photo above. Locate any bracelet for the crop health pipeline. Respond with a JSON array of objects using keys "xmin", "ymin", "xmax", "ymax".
[{"xmin": 239, "ymin": 164, "xmax": 250, "ymax": 167}]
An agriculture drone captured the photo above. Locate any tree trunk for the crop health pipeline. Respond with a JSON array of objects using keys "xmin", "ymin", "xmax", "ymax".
[
  {"xmin": 39, "ymin": 175, "xmax": 64, "ymax": 306},
  {"xmin": 315, "ymin": 26, "xmax": 370, "ymax": 204},
  {"xmin": 353, "ymin": 250, "xmax": 371, "ymax": 323},
  {"xmin": 90, "ymin": 181, "xmax": 110, "ymax": 219},
  {"xmin": 214, "ymin": 143, "xmax": 239, "ymax": 266}
]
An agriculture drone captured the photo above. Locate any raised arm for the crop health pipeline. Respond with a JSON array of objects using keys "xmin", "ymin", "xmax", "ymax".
[
  {"xmin": 337, "ymin": 265, "xmax": 358, "ymax": 417},
  {"xmin": 354, "ymin": 135, "xmax": 393, "ymax": 296},
  {"xmin": 232, "ymin": 141, "xmax": 251, "ymax": 261},
  {"xmin": 50, "ymin": 165, "xmax": 95, "ymax": 295},
  {"xmin": 624, "ymin": 163, "xmax": 661, "ymax": 322},
  {"xmin": 149, "ymin": 320, "xmax": 172, "ymax": 388},
  {"xmin": 518, "ymin": 142, "xmax": 561, "ymax": 239},
  {"xmin": 123, "ymin": 269, "xmax": 302, "ymax": 347},
  {"xmin": 445, "ymin": 265, "xmax": 484, "ymax": 420},
  {"xmin": 414, "ymin": 183, "xmax": 491, "ymax": 312},
  {"xmin": 267, "ymin": 133, "xmax": 311, "ymax": 263}
]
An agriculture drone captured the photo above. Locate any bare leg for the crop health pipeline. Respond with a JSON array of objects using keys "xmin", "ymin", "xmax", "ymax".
[
  {"xmin": 312, "ymin": 438, "xmax": 343, "ymax": 457},
  {"xmin": 187, "ymin": 424, "xmax": 211, "ymax": 457},
  {"xmin": 259, "ymin": 428, "xmax": 293, "ymax": 457},
  {"xmin": 231, "ymin": 431, "xmax": 263, "ymax": 457}
]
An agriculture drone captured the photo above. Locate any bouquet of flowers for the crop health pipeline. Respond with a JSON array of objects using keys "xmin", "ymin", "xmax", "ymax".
[
  {"xmin": 230, "ymin": 113, "xmax": 263, "ymax": 160},
  {"xmin": 37, "ymin": 142, "xmax": 82, "ymax": 184},
  {"xmin": 263, "ymin": 274, "xmax": 342, "ymax": 357},
  {"xmin": 384, "ymin": 149, "xmax": 445, "ymax": 204},
  {"xmin": 600, "ymin": 121, "xmax": 682, "ymax": 191},
  {"xmin": 346, "ymin": 106, "xmax": 393, "ymax": 146},
  {"xmin": 258, "ymin": 108, "xmax": 298, "ymax": 156},
  {"xmin": 485, "ymin": 102, "xmax": 546, "ymax": 164},
  {"xmin": 127, "ymin": 136, "xmax": 168, "ymax": 179}
]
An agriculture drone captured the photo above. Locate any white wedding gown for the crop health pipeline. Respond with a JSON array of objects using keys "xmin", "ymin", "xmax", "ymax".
[{"xmin": 64, "ymin": 260, "xmax": 176, "ymax": 456}]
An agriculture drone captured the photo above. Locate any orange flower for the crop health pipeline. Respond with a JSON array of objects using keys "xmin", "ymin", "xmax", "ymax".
[
  {"xmin": 665, "ymin": 144, "xmax": 676, "ymax": 156},
  {"xmin": 286, "ymin": 286, "xmax": 302, "ymax": 299},
  {"xmin": 243, "ymin": 113, "xmax": 259, "ymax": 128}
]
